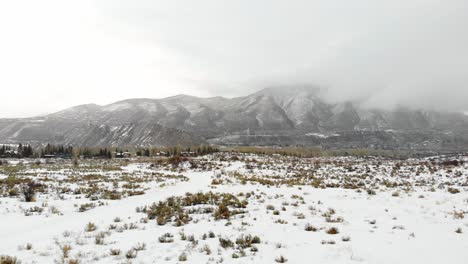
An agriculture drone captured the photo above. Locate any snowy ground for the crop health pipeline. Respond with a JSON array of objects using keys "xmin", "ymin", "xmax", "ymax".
[{"xmin": 0, "ymin": 154, "xmax": 467, "ymax": 264}]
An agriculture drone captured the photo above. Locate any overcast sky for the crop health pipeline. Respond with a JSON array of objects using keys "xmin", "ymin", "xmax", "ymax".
[{"xmin": 0, "ymin": 0, "xmax": 467, "ymax": 117}]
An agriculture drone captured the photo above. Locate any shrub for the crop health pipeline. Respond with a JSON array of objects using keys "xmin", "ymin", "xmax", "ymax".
[
  {"xmin": 453, "ymin": 211, "xmax": 465, "ymax": 220},
  {"xmin": 342, "ymin": 236, "xmax": 351, "ymax": 242},
  {"xmin": 295, "ymin": 212, "xmax": 305, "ymax": 218},
  {"xmin": 103, "ymin": 190, "xmax": 122, "ymax": 200},
  {"xmin": 448, "ymin": 187, "xmax": 460, "ymax": 194},
  {"xmin": 0, "ymin": 255, "xmax": 20, "ymax": 264},
  {"xmin": 178, "ymin": 253, "xmax": 188, "ymax": 261},
  {"xmin": 78, "ymin": 203, "xmax": 95, "ymax": 212},
  {"xmin": 321, "ymin": 240, "xmax": 336, "ymax": 245},
  {"xmin": 133, "ymin": 242, "xmax": 146, "ymax": 251},
  {"xmin": 8, "ymin": 188, "xmax": 19, "ymax": 197},
  {"xmin": 251, "ymin": 236, "xmax": 261, "ymax": 244},
  {"xmin": 219, "ymin": 238, "xmax": 234, "ymax": 248},
  {"xmin": 159, "ymin": 233, "xmax": 174, "ymax": 243},
  {"xmin": 325, "ymin": 216, "xmax": 344, "ymax": 223},
  {"xmin": 49, "ymin": 206, "xmax": 61, "ymax": 215},
  {"xmin": 109, "ymin": 249, "xmax": 121, "ymax": 256},
  {"xmin": 214, "ymin": 204, "xmax": 231, "ymax": 220},
  {"xmin": 145, "ymin": 192, "xmax": 244, "ymax": 226},
  {"xmin": 156, "ymin": 215, "xmax": 166, "ymax": 226},
  {"xmin": 60, "ymin": 244, "xmax": 72, "ymax": 259},
  {"xmin": 275, "ymin": 256, "xmax": 288, "ymax": 263},
  {"xmin": 326, "ymin": 227, "xmax": 339, "ymax": 235},
  {"xmin": 274, "ymin": 219, "xmax": 288, "ymax": 224},
  {"xmin": 85, "ymin": 222, "xmax": 97, "ymax": 232},
  {"xmin": 24, "ymin": 206, "xmax": 43, "ymax": 216},
  {"xmin": 211, "ymin": 179, "xmax": 223, "ymax": 185},
  {"xmin": 168, "ymin": 155, "xmax": 186, "ymax": 167},
  {"xmin": 23, "ymin": 182, "xmax": 41, "ymax": 202},
  {"xmin": 95, "ymin": 233, "xmax": 105, "ymax": 245},
  {"xmin": 305, "ymin": 224, "xmax": 317, "ymax": 232},
  {"xmin": 125, "ymin": 249, "xmax": 137, "ymax": 259},
  {"xmin": 200, "ymin": 245, "xmax": 212, "ymax": 255},
  {"xmin": 235, "ymin": 234, "xmax": 261, "ymax": 249}
]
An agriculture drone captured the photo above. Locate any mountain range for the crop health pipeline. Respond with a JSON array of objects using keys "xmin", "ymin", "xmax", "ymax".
[{"xmin": 1, "ymin": 87, "xmax": 467, "ymax": 150}]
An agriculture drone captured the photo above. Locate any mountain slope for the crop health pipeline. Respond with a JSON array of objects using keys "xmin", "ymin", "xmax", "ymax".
[
  {"xmin": 0, "ymin": 86, "xmax": 467, "ymax": 149},
  {"xmin": 0, "ymin": 118, "xmax": 205, "ymax": 147}
]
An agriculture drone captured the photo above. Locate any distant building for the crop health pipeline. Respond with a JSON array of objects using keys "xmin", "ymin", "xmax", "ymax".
[
  {"xmin": 115, "ymin": 152, "xmax": 132, "ymax": 158},
  {"xmin": 180, "ymin": 151, "xmax": 196, "ymax": 157}
]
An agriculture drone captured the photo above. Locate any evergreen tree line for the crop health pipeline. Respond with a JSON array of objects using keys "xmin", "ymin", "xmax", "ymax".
[
  {"xmin": 0, "ymin": 144, "xmax": 33, "ymax": 158},
  {"xmin": 135, "ymin": 145, "xmax": 219, "ymax": 157},
  {"xmin": 0, "ymin": 143, "xmax": 219, "ymax": 159},
  {"xmin": 1, "ymin": 143, "xmax": 74, "ymax": 158},
  {"xmin": 77, "ymin": 147, "xmax": 113, "ymax": 159},
  {"xmin": 41, "ymin": 144, "xmax": 73, "ymax": 157}
]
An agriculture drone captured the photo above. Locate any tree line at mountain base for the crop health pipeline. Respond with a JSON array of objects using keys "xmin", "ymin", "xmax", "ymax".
[{"xmin": 0, "ymin": 144, "xmax": 219, "ymax": 159}]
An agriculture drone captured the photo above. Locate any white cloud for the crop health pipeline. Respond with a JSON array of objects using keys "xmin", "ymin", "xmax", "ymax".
[
  {"xmin": 0, "ymin": 0, "xmax": 208, "ymax": 117},
  {"xmin": 0, "ymin": 0, "xmax": 467, "ymax": 117}
]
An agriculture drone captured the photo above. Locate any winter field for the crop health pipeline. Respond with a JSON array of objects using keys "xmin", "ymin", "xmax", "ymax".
[{"xmin": 0, "ymin": 153, "xmax": 467, "ymax": 264}]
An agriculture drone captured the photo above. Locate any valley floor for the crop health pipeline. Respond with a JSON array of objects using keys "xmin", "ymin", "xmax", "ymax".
[{"xmin": 0, "ymin": 154, "xmax": 467, "ymax": 263}]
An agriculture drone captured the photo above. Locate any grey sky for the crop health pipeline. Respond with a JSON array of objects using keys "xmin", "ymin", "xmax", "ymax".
[{"xmin": 0, "ymin": 0, "xmax": 467, "ymax": 117}]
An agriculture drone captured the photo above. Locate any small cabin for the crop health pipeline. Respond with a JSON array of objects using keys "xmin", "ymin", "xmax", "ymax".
[{"xmin": 115, "ymin": 152, "xmax": 132, "ymax": 158}]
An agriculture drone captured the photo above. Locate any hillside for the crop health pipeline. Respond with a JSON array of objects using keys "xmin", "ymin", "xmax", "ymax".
[{"xmin": 0, "ymin": 87, "xmax": 467, "ymax": 149}]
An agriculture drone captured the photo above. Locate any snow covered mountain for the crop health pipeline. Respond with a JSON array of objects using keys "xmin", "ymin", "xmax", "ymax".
[{"xmin": 0, "ymin": 86, "xmax": 467, "ymax": 149}]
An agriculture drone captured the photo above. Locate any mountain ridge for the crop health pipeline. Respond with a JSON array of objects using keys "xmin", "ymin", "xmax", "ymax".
[{"xmin": 1, "ymin": 87, "xmax": 467, "ymax": 149}]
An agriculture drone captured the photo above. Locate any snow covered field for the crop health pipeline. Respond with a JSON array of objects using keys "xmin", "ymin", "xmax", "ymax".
[{"xmin": 0, "ymin": 154, "xmax": 467, "ymax": 264}]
